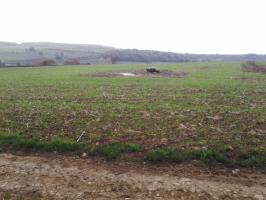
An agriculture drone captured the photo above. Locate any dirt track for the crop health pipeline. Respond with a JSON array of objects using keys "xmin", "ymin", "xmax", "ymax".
[{"xmin": 0, "ymin": 153, "xmax": 265, "ymax": 200}]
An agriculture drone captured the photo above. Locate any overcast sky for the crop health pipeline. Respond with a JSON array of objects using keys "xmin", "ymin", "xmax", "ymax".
[{"xmin": 1, "ymin": 0, "xmax": 265, "ymax": 54}]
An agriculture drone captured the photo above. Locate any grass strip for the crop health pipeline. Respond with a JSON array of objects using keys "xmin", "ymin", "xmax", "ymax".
[
  {"xmin": 144, "ymin": 148, "xmax": 266, "ymax": 169},
  {"xmin": 0, "ymin": 133, "xmax": 265, "ymax": 169},
  {"xmin": 0, "ymin": 132, "xmax": 140, "ymax": 159}
]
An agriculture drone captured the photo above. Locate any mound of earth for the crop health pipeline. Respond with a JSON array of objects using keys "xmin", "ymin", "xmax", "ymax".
[
  {"xmin": 88, "ymin": 71, "xmax": 188, "ymax": 78},
  {"xmin": 242, "ymin": 62, "xmax": 266, "ymax": 73}
]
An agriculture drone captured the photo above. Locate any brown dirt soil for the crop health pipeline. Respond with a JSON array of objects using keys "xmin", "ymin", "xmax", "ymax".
[
  {"xmin": 85, "ymin": 71, "xmax": 188, "ymax": 78},
  {"xmin": 242, "ymin": 62, "xmax": 266, "ymax": 73},
  {"xmin": 0, "ymin": 153, "xmax": 266, "ymax": 200}
]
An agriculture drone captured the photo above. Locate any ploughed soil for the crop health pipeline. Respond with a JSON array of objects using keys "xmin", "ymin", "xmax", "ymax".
[
  {"xmin": 87, "ymin": 71, "xmax": 189, "ymax": 78},
  {"xmin": 0, "ymin": 153, "xmax": 266, "ymax": 200}
]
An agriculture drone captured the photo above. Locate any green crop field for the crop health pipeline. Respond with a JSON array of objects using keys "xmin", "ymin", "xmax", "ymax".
[{"xmin": 0, "ymin": 62, "xmax": 266, "ymax": 167}]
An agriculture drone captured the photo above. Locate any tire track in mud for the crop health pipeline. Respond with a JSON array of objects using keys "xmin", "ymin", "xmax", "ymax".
[{"xmin": 0, "ymin": 153, "xmax": 265, "ymax": 199}]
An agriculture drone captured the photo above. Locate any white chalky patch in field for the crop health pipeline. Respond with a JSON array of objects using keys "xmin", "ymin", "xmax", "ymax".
[{"xmin": 119, "ymin": 72, "xmax": 137, "ymax": 76}]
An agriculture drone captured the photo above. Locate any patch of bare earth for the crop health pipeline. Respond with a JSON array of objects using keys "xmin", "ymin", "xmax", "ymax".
[
  {"xmin": 84, "ymin": 71, "xmax": 188, "ymax": 78},
  {"xmin": 0, "ymin": 153, "xmax": 266, "ymax": 200},
  {"xmin": 242, "ymin": 62, "xmax": 266, "ymax": 74}
]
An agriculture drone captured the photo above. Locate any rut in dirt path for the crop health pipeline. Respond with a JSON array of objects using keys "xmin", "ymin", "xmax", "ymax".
[{"xmin": 0, "ymin": 153, "xmax": 265, "ymax": 200}]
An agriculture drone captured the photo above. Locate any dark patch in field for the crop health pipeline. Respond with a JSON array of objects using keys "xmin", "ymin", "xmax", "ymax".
[
  {"xmin": 242, "ymin": 62, "xmax": 266, "ymax": 73},
  {"xmin": 233, "ymin": 76, "xmax": 266, "ymax": 81},
  {"xmin": 83, "ymin": 70, "xmax": 189, "ymax": 78},
  {"xmin": 199, "ymin": 66, "xmax": 209, "ymax": 70}
]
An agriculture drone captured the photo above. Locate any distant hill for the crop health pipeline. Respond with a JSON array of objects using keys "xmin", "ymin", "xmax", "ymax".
[{"xmin": 0, "ymin": 42, "xmax": 266, "ymax": 67}]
